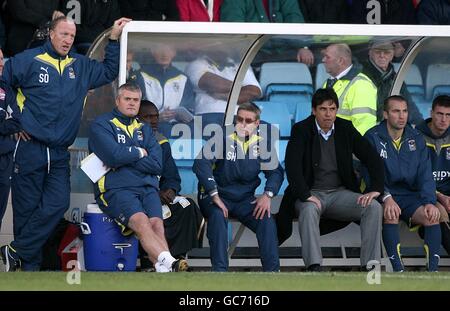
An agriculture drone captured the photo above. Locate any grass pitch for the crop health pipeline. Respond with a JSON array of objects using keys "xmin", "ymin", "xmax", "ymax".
[{"xmin": 0, "ymin": 271, "xmax": 449, "ymax": 291}]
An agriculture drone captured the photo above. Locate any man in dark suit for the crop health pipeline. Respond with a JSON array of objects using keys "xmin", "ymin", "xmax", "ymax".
[{"xmin": 277, "ymin": 88, "xmax": 384, "ymax": 271}]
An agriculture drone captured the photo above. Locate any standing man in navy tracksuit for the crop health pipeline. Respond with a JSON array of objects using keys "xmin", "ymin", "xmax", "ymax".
[
  {"xmin": 89, "ymin": 83, "xmax": 188, "ymax": 273},
  {"xmin": 193, "ymin": 102, "xmax": 284, "ymax": 272},
  {"xmin": 0, "ymin": 49, "xmax": 21, "ymax": 231},
  {"xmin": 0, "ymin": 16, "xmax": 130, "ymax": 271}
]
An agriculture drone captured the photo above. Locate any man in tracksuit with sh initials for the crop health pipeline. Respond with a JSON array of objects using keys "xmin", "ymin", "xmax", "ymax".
[
  {"xmin": 193, "ymin": 102, "xmax": 284, "ymax": 272},
  {"xmin": 0, "ymin": 16, "xmax": 130, "ymax": 271}
]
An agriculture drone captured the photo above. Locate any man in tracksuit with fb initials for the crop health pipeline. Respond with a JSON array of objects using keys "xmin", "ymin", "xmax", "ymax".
[
  {"xmin": 193, "ymin": 102, "xmax": 284, "ymax": 272},
  {"xmin": 0, "ymin": 16, "xmax": 130, "ymax": 271},
  {"xmin": 89, "ymin": 82, "xmax": 188, "ymax": 272}
]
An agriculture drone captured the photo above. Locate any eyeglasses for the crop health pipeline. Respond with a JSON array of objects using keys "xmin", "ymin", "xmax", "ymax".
[{"xmin": 236, "ymin": 116, "xmax": 256, "ymax": 124}]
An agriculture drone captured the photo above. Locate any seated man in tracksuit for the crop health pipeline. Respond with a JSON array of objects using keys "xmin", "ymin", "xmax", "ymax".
[
  {"xmin": 137, "ymin": 99, "xmax": 204, "ymax": 269},
  {"xmin": 416, "ymin": 95, "xmax": 450, "ymax": 255},
  {"xmin": 364, "ymin": 95, "xmax": 441, "ymax": 272},
  {"xmin": 89, "ymin": 82, "xmax": 188, "ymax": 273},
  {"xmin": 0, "ymin": 77, "xmax": 20, "ymax": 231},
  {"xmin": 193, "ymin": 102, "xmax": 284, "ymax": 272}
]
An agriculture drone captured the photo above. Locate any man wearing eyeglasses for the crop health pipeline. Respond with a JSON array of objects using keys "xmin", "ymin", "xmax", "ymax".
[
  {"xmin": 193, "ymin": 102, "xmax": 284, "ymax": 272},
  {"xmin": 277, "ymin": 88, "xmax": 384, "ymax": 272}
]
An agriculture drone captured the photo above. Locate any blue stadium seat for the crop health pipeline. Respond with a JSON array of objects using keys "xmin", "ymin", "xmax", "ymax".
[
  {"xmin": 170, "ymin": 138, "xmax": 205, "ymax": 195},
  {"xmin": 266, "ymin": 84, "xmax": 313, "ymax": 120},
  {"xmin": 426, "ymin": 63, "xmax": 450, "ymax": 100},
  {"xmin": 432, "ymin": 85, "xmax": 450, "ymax": 99},
  {"xmin": 259, "ymin": 62, "xmax": 313, "ymax": 95},
  {"xmin": 315, "ymin": 63, "xmax": 331, "ymax": 90},
  {"xmin": 393, "ymin": 63, "xmax": 426, "ymax": 103},
  {"xmin": 254, "ymin": 101, "xmax": 292, "ymax": 137}
]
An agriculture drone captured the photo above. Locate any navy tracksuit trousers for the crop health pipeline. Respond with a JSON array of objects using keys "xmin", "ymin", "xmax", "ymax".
[
  {"xmin": 11, "ymin": 139, "xmax": 70, "ymax": 271},
  {"xmin": 199, "ymin": 194, "xmax": 279, "ymax": 272}
]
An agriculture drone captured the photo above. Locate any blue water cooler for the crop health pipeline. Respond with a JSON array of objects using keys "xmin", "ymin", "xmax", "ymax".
[{"xmin": 81, "ymin": 204, "xmax": 138, "ymax": 271}]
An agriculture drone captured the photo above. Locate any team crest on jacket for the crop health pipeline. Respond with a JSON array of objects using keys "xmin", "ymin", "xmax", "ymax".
[
  {"xmin": 446, "ymin": 147, "xmax": 450, "ymax": 160},
  {"xmin": 252, "ymin": 145, "xmax": 260, "ymax": 158},
  {"xmin": 408, "ymin": 139, "xmax": 416, "ymax": 151},
  {"xmin": 68, "ymin": 67, "xmax": 76, "ymax": 79},
  {"xmin": 137, "ymin": 130, "xmax": 143, "ymax": 141},
  {"xmin": 173, "ymin": 82, "xmax": 180, "ymax": 93},
  {"xmin": 0, "ymin": 87, "xmax": 5, "ymax": 101}
]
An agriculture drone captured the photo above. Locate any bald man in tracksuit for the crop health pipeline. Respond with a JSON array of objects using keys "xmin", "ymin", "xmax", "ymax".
[
  {"xmin": 0, "ymin": 17, "xmax": 129, "ymax": 271},
  {"xmin": 193, "ymin": 102, "xmax": 284, "ymax": 272}
]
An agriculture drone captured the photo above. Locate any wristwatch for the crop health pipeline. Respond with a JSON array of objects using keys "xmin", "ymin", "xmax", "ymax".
[{"xmin": 264, "ymin": 191, "xmax": 274, "ymax": 198}]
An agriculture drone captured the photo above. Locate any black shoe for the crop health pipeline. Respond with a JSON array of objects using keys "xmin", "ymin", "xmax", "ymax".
[
  {"xmin": 0, "ymin": 245, "xmax": 21, "ymax": 272},
  {"xmin": 171, "ymin": 258, "xmax": 189, "ymax": 272},
  {"xmin": 306, "ymin": 264, "xmax": 322, "ymax": 272}
]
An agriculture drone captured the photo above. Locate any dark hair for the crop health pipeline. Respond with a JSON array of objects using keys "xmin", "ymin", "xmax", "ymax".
[
  {"xmin": 383, "ymin": 95, "xmax": 407, "ymax": 111},
  {"xmin": 237, "ymin": 102, "xmax": 261, "ymax": 120},
  {"xmin": 49, "ymin": 16, "xmax": 74, "ymax": 32},
  {"xmin": 432, "ymin": 95, "xmax": 450, "ymax": 111},
  {"xmin": 140, "ymin": 99, "xmax": 157, "ymax": 111},
  {"xmin": 312, "ymin": 88, "xmax": 339, "ymax": 109}
]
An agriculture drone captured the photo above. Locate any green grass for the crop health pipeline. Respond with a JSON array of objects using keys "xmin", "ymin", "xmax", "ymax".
[{"xmin": 0, "ymin": 272, "xmax": 450, "ymax": 291}]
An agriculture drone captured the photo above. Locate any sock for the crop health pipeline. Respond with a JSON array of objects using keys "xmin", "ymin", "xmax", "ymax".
[
  {"xmin": 155, "ymin": 262, "xmax": 170, "ymax": 273},
  {"xmin": 157, "ymin": 251, "xmax": 176, "ymax": 270},
  {"xmin": 440, "ymin": 222, "xmax": 450, "ymax": 255},
  {"xmin": 424, "ymin": 224, "xmax": 441, "ymax": 272},
  {"xmin": 383, "ymin": 224, "xmax": 403, "ymax": 272}
]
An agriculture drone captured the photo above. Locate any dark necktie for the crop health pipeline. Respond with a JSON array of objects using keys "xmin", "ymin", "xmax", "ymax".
[
  {"xmin": 326, "ymin": 78, "xmax": 337, "ymax": 89},
  {"xmin": 204, "ymin": 0, "xmax": 208, "ymax": 6}
]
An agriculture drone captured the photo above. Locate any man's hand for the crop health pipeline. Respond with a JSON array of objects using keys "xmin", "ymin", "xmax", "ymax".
[
  {"xmin": 383, "ymin": 196, "xmax": 401, "ymax": 221},
  {"xmin": 212, "ymin": 194, "xmax": 228, "ymax": 218},
  {"xmin": 252, "ymin": 194, "xmax": 271, "ymax": 220},
  {"xmin": 307, "ymin": 195, "xmax": 322, "ymax": 210},
  {"xmin": 159, "ymin": 109, "xmax": 177, "ymax": 122},
  {"xmin": 160, "ymin": 189, "xmax": 176, "ymax": 205},
  {"xmin": 15, "ymin": 131, "xmax": 31, "ymax": 141},
  {"xmin": 424, "ymin": 203, "xmax": 440, "ymax": 223},
  {"xmin": 138, "ymin": 147, "xmax": 148, "ymax": 157},
  {"xmin": 297, "ymin": 48, "xmax": 314, "ymax": 66},
  {"xmin": 357, "ymin": 191, "xmax": 380, "ymax": 208},
  {"xmin": 110, "ymin": 17, "xmax": 132, "ymax": 40},
  {"xmin": 437, "ymin": 192, "xmax": 450, "ymax": 213}
]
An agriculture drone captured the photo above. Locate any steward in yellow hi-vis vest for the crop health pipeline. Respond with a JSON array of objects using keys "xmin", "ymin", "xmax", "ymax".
[{"xmin": 322, "ymin": 43, "xmax": 377, "ymax": 135}]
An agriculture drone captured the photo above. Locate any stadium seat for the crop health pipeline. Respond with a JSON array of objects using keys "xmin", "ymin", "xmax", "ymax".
[
  {"xmin": 259, "ymin": 62, "xmax": 313, "ymax": 95},
  {"xmin": 254, "ymin": 101, "xmax": 292, "ymax": 137},
  {"xmin": 432, "ymin": 85, "xmax": 450, "ymax": 99},
  {"xmin": 315, "ymin": 63, "xmax": 331, "ymax": 90},
  {"xmin": 426, "ymin": 63, "xmax": 450, "ymax": 100},
  {"xmin": 393, "ymin": 63, "xmax": 426, "ymax": 103},
  {"xmin": 170, "ymin": 138, "xmax": 205, "ymax": 195},
  {"xmin": 266, "ymin": 84, "xmax": 313, "ymax": 120}
]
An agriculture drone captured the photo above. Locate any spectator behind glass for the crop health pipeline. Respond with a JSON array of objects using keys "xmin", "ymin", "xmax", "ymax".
[
  {"xmin": 139, "ymin": 43, "xmax": 195, "ymax": 138},
  {"xmin": 297, "ymin": 0, "xmax": 349, "ymax": 23},
  {"xmin": 362, "ymin": 40, "xmax": 423, "ymax": 125},
  {"xmin": 417, "ymin": 0, "xmax": 450, "ymax": 24},
  {"xmin": 119, "ymin": 0, "xmax": 179, "ymax": 21},
  {"xmin": 176, "ymin": 0, "xmax": 223, "ymax": 21},
  {"xmin": 221, "ymin": 0, "xmax": 314, "ymax": 66},
  {"xmin": 347, "ymin": 0, "xmax": 417, "ymax": 24},
  {"xmin": 6, "ymin": 0, "xmax": 63, "ymax": 56},
  {"xmin": 185, "ymin": 50, "xmax": 261, "ymax": 133},
  {"xmin": 60, "ymin": 0, "xmax": 121, "ymax": 55}
]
